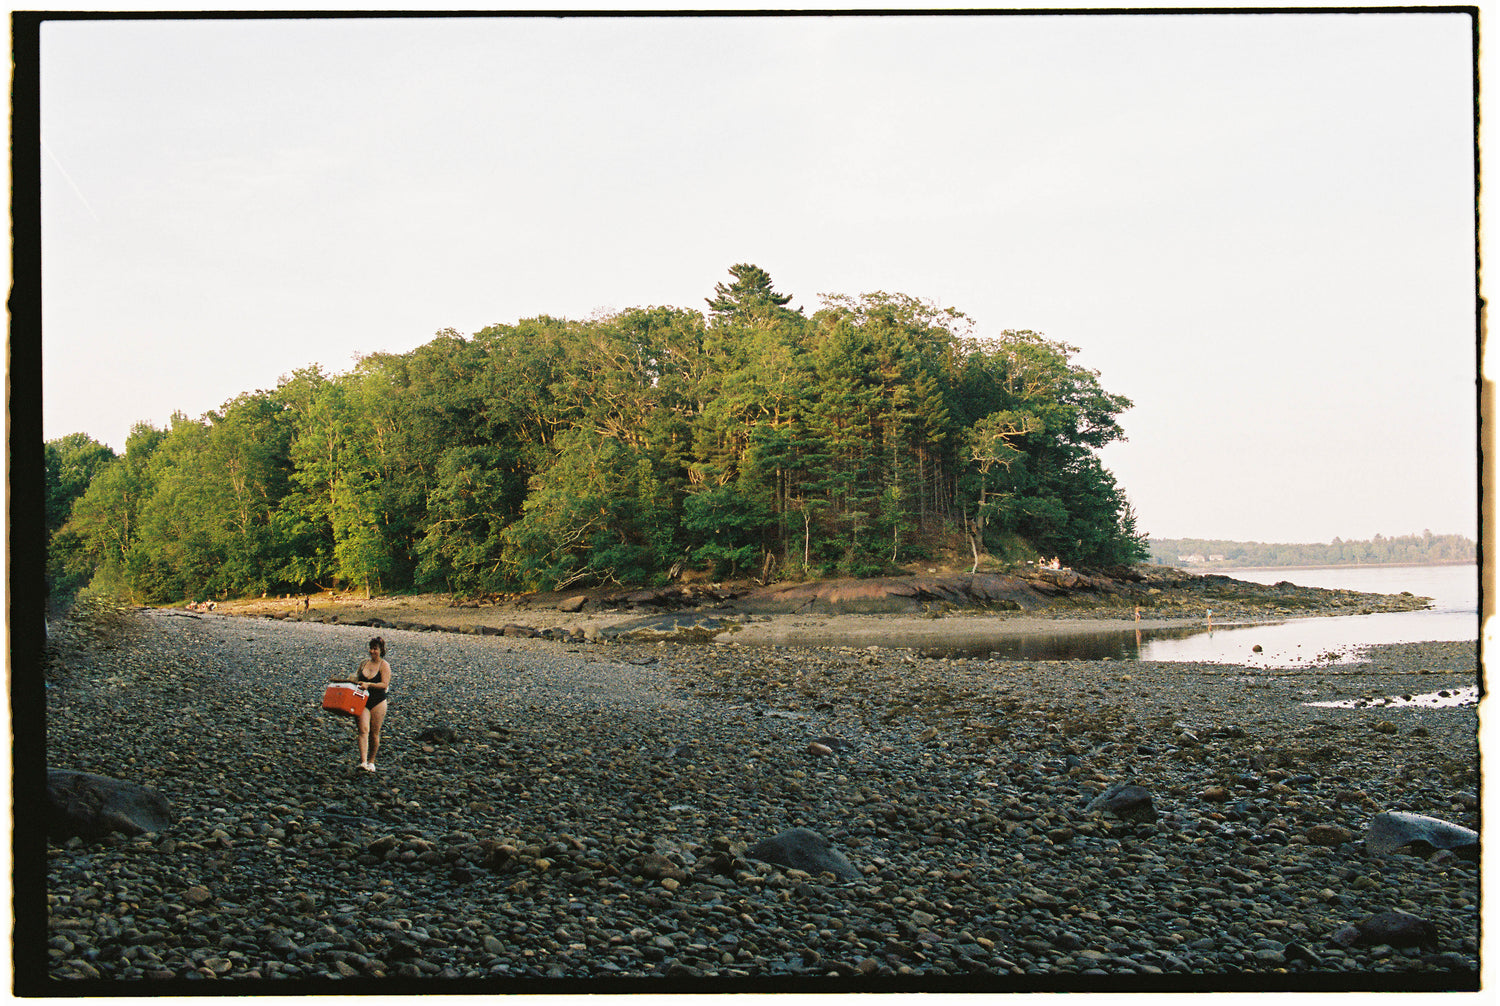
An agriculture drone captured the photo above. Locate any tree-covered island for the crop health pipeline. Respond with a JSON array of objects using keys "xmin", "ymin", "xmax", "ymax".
[{"xmin": 46, "ymin": 265, "xmax": 1150, "ymax": 607}]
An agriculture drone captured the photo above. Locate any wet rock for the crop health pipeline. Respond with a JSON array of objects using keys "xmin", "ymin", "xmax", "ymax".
[
  {"xmin": 46, "ymin": 769, "xmax": 173, "ymax": 839},
  {"xmin": 1016, "ymin": 886, "xmax": 1065, "ymax": 910},
  {"xmin": 1365, "ymin": 811, "xmax": 1479, "ymax": 861},
  {"xmin": 1330, "ymin": 911, "xmax": 1440, "ymax": 948},
  {"xmin": 746, "ymin": 827, "xmax": 860, "ymax": 881},
  {"xmin": 1304, "ymin": 824, "xmax": 1354, "ymax": 846},
  {"xmin": 634, "ymin": 853, "xmax": 689, "ymax": 883},
  {"xmin": 1086, "ymin": 782, "xmax": 1157, "ymax": 822}
]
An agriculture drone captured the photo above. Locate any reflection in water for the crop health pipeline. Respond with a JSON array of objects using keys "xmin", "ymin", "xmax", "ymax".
[
  {"xmin": 921, "ymin": 624, "xmax": 1215, "ymax": 662},
  {"xmin": 882, "ymin": 610, "xmax": 1477, "ymax": 667}
]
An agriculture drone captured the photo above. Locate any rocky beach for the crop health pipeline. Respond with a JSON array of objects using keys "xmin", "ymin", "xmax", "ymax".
[{"xmin": 32, "ymin": 573, "xmax": 1481, "ymax": 993}]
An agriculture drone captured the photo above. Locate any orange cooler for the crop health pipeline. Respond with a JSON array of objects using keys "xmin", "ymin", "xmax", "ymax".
[{"xmin": 321, "ymin": 682, "xmax": 369, "ymax": 716}]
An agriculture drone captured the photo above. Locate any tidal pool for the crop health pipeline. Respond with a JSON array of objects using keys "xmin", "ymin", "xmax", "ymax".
[{"xmin": 1305, "ymin": 686, "xmax": 1478, "ymax": 709}]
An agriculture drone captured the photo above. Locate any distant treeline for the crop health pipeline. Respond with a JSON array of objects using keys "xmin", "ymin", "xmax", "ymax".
[
  {"xmin": 46, "ymin": 265, "xmax": 1148, "ymax": 605},
  {"xmin": 1148, "ymin": 532, "xmax": 1476, "ymax": 568}
]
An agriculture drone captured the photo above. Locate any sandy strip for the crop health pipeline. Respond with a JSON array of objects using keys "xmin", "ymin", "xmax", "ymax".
[{"xmin": 717, "ymin": 612, "xmax": 1213, "ymax": 648}]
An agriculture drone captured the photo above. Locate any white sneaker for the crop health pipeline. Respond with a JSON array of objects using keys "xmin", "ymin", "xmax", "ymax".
[{"xmin": 363, "ymin": 762, "xmax": 376, "ymax": 772}]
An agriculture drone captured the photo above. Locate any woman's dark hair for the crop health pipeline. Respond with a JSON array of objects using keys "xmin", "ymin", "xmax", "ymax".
[{"xmin": 368, "ymin": 637, "xmax": 386, "ymax": 657}]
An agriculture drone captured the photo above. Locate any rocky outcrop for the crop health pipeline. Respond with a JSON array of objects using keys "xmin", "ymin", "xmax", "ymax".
[
  {"xmin": 222, "ymin": 562, "xmax": 1433, "ymax": 638},
  {"xmin": 598, "ymin": 614, "xmax": 731, "ymax": 644},
  {"xmin": 559, "ymin": 563, "xmax": 1424, "ymax": 620},
  {"xmin": 731, "ymin": 573, "xmax": 1063, "ymax": 614}
]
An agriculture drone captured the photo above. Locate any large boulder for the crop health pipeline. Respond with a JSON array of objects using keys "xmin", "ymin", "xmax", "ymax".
[
  {"xmin": 746, "ymin": 827, "xmax": 860, "ymax": 881},
  {"xmin": 1086, "ymin": 782, "xmax": 1158, "ymax": 823},
  {"xmin": 46, "ymin": 769, "xmax": 172, "ymax": 839},
  {"xmin": 1330, "ymin": 910, "xmax": 1440, "ymax": 948},
  {"xmin": 1365, "ymin": 811, "xmax": 1479, "ymax": 861}
]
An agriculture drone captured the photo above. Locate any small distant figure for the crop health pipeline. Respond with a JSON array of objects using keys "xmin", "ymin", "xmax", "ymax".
[{"xmin": 1134, "ymin": 606, "xmax": 1141, "ymax": 622}]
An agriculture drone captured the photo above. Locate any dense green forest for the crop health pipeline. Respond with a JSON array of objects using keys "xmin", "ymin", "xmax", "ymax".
[
  {"xmin": 1148, "ymin": 533, "xmax": 1476, "ymax": 569},
  {"xmin": 45, "ymin": 265, "xmax": 1149, "ymax": 605}
]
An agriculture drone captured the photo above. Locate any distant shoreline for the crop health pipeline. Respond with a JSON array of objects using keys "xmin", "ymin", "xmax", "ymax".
[{"xmin": 1196, "ymin": 560, "xmax": 1476, "ymax": 574}]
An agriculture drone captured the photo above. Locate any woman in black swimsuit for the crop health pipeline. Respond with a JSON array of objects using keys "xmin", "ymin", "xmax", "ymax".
[{"xmin": 353, "ymin": 637, "xmax": 391, "ymax": 771}]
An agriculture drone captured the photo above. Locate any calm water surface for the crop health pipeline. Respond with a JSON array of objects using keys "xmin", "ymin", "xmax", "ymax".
[{"xmin": 940, "ymin": 564, "xmax": 1479, "ymax": 666}]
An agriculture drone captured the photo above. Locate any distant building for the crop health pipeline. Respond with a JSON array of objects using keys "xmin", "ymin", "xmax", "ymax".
[
  {"xmin": 1208, "ymin": 554, "xmax": 1225, "ymax": 562},
  {"xmin": 1178, "ymin": 554, "xmax": 1206, "ymax": 564}
]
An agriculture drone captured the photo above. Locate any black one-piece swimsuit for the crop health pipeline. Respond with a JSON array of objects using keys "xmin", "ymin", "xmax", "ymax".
[{"xmin": 358, "ymin": 667, "xmax": 387, "ymax": 709}]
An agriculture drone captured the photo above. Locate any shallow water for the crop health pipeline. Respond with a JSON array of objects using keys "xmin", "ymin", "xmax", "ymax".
[
  {"xmin": 1306, "ymin": 685, "xmax": 1478, "ymax": 709},
  {"xmin": 901, "ymin": 564, "xmax": 1480, "ymax": 667}
]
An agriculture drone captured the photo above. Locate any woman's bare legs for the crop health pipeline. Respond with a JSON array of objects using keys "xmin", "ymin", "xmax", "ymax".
[
  {"xmin": 367, "ymin": 701, "xmax": 387, "ymax": 768},
  {"xmin": 356, "ymin": 708, "xmax": 372, "ymax": 766}
]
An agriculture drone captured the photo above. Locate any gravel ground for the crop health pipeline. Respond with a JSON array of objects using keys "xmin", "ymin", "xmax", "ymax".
[{"xmin": 34, "ymin": 602, "xmax": 1481, "ymax": 993}]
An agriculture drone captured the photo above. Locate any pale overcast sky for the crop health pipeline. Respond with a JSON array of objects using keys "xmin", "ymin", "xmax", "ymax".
[{"xmin": 37, "ymin": 10, "xmax": 1478, "ymax": 544}]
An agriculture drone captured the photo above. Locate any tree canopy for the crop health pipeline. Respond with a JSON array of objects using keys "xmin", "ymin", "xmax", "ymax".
[{"xmin": 47, "ymin": 266, "xmax": 1148, "ymax": 604}]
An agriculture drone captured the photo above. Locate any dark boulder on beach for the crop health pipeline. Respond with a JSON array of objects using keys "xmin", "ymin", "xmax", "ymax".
[
  {"xmin": 1330, "ymin": 910, "xmax": 1440, "ymax": 948},
  {"xmin": 1086, "ymin": 782, "xmax": 1157, "ymax": 822},
  {"xmin": 46, "ymin": 769, "xmax": 173, "ymax": 839},
  {"xmin": 747, "ymin": 827, "xmax": 861, "ymax": 881}
]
